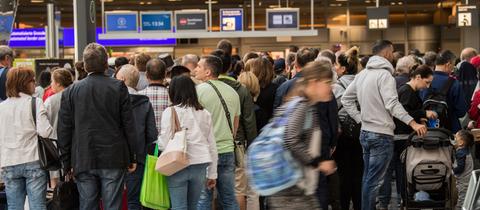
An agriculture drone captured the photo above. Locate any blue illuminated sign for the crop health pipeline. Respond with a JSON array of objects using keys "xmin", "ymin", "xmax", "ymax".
[
  {"xmin": 106, "ymin": 12, "xmax": 138, "ymax": 32},
  {"xmin": 220, "ymin": 9, "xmax": 243, "ymax": 31},
  {"xmin": 0, "ymin": 13, "xmax": 15, "ymax": 44},
  {"xmin": 141, "ymin": 12, "xmax": 172, "ymax": 32},
  {"xmin": 8, "ymin": 28, "xmax": 176, "ymax": 48}
]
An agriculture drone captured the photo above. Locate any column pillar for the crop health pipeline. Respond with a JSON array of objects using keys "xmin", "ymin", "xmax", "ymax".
[{"xmin": 74, "ymin": 0, "xmax": 97, "ymax": 62}]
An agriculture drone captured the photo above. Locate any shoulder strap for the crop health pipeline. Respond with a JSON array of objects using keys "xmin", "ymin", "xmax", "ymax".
[
  {"xmin": 31, "ymin": 97, "xmax": 37, "ymax": 127},
  {"xmin": 206, "ymin": 81, "xmax": 233, "ymax": 133},
  {"xmin": 169, "ymin": 106, "xmax": 181, "ymax": 139}
]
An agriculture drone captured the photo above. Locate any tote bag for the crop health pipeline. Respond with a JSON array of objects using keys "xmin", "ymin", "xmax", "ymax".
[{"xmin": 140, "ymin": 145, "xmax": 170, "ymax": 209}]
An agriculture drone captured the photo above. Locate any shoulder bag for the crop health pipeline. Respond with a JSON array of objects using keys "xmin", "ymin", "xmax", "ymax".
[
  {"xmin": 155, "ymin": 107, "xmax": 189, "ymax": 176},
  {"xmin": 31, "ymin": 97, "xmax": 62, "ymax": 171}
]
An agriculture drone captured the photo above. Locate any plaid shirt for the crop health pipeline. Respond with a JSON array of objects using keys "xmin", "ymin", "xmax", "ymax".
[{"xmin": 138, "ymin": 84, "xmax": 170, "ymax": 134}]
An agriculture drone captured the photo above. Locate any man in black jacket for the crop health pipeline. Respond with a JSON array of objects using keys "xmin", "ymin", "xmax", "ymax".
[
  {"xmin": 0, "ymin": 45, "xmax": 14, "ymax": 102},
  {"xmin": 57, "ymin": 43, "xmax": 138, "ymax": 210},
  {"xmin": 116, "ymin": 64, "xmax": 158, "ymax": 210}
]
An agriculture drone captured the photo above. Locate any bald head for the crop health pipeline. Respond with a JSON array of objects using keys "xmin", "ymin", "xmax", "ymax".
[{"xmin": 461, "ymin": 47, "xmax": 478, "ymax": 62}]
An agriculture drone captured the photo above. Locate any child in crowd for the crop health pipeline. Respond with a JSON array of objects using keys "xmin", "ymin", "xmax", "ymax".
[{"xmin": 453, "ymin": 129, "xmax": 474, "ymax": 210}]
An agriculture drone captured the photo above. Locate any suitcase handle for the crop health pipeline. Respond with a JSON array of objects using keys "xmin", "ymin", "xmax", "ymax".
[{"xmin": 420, "ymin": 169, "xmax": 440, "ymax": 175}]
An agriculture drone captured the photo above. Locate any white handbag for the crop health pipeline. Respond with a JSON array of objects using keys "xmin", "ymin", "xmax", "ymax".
[{"xmin": 155, "ymin": 107, "xmax": 190, "ymax": 176}]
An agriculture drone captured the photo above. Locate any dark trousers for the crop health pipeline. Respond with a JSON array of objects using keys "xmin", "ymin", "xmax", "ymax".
[
  {"xmin": 126, "ymin": 163, "xmax": 145, "ymax": 210},
  {"xmin": 334, "ymin": 135, "xmax": 363, "ymax": 210},
  {"xmin": 76, "ymin": 169, "xmax": 126, "ymax": 210}
]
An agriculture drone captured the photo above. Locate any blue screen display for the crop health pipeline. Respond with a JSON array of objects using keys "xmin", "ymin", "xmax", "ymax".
[
  {"xmin": 8, "ymin": 28, "xmax": 176, "ymax": 48},
  {"xmin": 141, "ymin": 13, "xmax": 172, "ymax": 31},
  {"xmin": 0, "ymin": 14, "xmax": 14, "ymax": 43},
  {"xmin": 106, "ymin": 13, "xmax": 138, "ymax": 32},
  {"xmin": 220, "ymin": 9, "xmax": 243, "ymax": 31}
]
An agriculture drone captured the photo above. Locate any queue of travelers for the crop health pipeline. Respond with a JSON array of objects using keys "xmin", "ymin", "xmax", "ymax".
[{"xmin": 0, "ymin": 40, "xmax": 479, "ymax": 210}]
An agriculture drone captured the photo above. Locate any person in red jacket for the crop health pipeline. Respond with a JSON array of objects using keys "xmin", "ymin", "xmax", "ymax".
[{"xmin": 468, "ymin": 90, "xmax": 480, "ymax": 128}]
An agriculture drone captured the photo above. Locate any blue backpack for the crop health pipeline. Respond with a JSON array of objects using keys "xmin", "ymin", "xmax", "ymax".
[{"xmin": 246, "ymin": 97, "xmax": 303, "ymax": 196}]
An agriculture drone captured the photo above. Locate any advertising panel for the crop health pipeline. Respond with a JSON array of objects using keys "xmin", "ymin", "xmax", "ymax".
[
  {"xmin": 220, "ymin": 9, "xmax": 243, "ymax": 31},
  {"xmin": 0, "ymin": 11, "xmax": 14, "ymax": 45},
  {"xmin": 175, "ymin": 10, "xmax": 208, "ymax": 31},
  {"xmin": 105, "ymin": 11, "xmax": 138, "ymax": 33},
  {"xmin": 34, "ymin": 59, "xmax": 74, "ymax": 80},
  {"xmin": 141, "ymin": 11, "xmax": 173, "ymax": 32},
  {"xmin": 266, "ymin": 8, "xmax": 299, "ymax": 30}
]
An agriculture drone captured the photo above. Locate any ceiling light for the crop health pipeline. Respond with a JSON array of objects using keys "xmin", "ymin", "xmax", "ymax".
[
  {"xmin": 140, "ymin": 1, "xmax": 145, "ymax": 5},
  {"xmin": 31, "ymin": 0, "xmax": 44, "ymax": 3},
  {"xmin": 365, "ymin": 0, "xmax": 371, "ymax": 2},
  {"xmin": 336, "ymin": 0, "xmax": 348, "ymax": 2},
  {"xmin": 103, "ymin": 0, "xmax": 113, "ymax": 2},
  {"xmin": 329, "ymin": 3, "xmax": 342, "ymax": 6},
  {"xmin": 390, "ymin": 2, "xmax": 396, "ymax": 5},
  {"xmin": 168, "ymin": 0, "xmax": 182, "ymax": 2},
  {"xmin": 269, "ymin": 5, "xmax": 280, "ymax": 8},
  {"xmin": 204, "ymin": 1, "xmax": 218, "ymax": 4},
  {"xmin": 147, "ymin": 1, "xmax": 152, "ymax": 4},
  {"xmin": 398, "ymin": 1, "xmax": 403, "ymax": 5}
]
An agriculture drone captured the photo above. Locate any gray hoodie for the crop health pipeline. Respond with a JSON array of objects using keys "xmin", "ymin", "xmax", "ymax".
[{"xmin": 341, "ymin": 55, "xmax": 413, "ymax": 136}]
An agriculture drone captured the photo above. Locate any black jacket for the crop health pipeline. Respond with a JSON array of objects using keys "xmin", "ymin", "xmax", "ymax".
[
  {"xmin": 456, "ymin": 61, "xmax": 478, "ymax": 107},
  {"xmin": 255, "ymin": 83, "xmax": 279, "ymax": 133},
  {"xmin": 130, "ymin": 94, "xmax": 158, "ymax": 165},
  {"xmin": 0, "ymin": 67, "xmax": 8, "ymax": 101},
  {"xmin": 394, "ymin": 84, "xmax": 426, "ymax": 134},
  {"xmin": 57, "ymin": 73, "xmax": 138, "ymax": 174}
]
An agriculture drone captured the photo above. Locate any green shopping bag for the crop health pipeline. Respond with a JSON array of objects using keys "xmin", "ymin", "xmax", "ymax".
[{"xmin": 140, "ymin": 144, "xmax": 170, "ymax": 209}]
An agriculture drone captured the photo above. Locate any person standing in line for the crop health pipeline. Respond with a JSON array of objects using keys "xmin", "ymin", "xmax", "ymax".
[
  {"xmin": 134, "ymin": 53, "xmax": 151, "ymax": 91},
  {"xmin": 378, "ymin": 65, "xmax": 436, "ymax": 210},
  {"xmin": 341, "ymin": 40, "xmax": 427, "ymax": 210},
  {"xmin": 195, "ymin": 55, "xmax": 241, "ymax": 210},
  {"xmin": 158, "ymin": 75, "xmax": 218, "ymax": 210},
  {"xmin": 0, "ymin": 46, "xmax": 14, "ymax": 102},
  {"xmin": 212, "ymin": 49, "xmax": 258, "ymax": 210},
  {"xmin": 116, "ymin": 64, "xmax": 158, "ymax": 210},
  {"xmin": 57, "ymin": 43, "xmax": 138, "ymax": 210},
  {"xmin": 332, "ymin": 47, "xmax": 363, "ymax": 210},
  {"xmin": 44, "ymin": 68, "xmax": 74, "ymax": 189},
  {"xmin": 272, "ymin": 58, "xmax": 288, "ymax": 87},
  {"xmin": 138, "ymin": 58, "xmax": 170, "ymax": 135},
  {"xmin": 0, "ymin": 67, "xmax": 54, "ymax": 210}
]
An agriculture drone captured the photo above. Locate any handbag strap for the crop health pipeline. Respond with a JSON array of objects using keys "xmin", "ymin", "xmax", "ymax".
[
  {"xmin": 154, "ymin": 144, "xmax": 159, "ymax": 156},
  {"xmin": 170, "ymin": 107, "xmax": 181, "ymax": 139},
  {"xmin": 206, "ymin": 81, "xmax": 233, "ymax": 134},
  {"xmin": 31, "ymin": 97, "xmax": 37, "ymax": 126}
]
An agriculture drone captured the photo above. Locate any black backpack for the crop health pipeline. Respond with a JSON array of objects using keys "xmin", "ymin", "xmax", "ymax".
[
  {"xmin": 337, "ymin": 81, "xmax": 361, "ymax": 140},
  {"xmin": 423, "ymin": 77, "xmax": 455, "ymax": 130}
]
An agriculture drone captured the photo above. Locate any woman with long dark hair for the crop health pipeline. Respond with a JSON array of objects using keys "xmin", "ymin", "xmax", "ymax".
[{"xmin": 159, "ymin": 75, "xmax": 218, "ymax": 210}]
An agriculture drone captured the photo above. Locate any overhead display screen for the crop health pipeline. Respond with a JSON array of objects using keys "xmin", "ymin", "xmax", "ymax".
[
  {"xmin": 267, "ymin": 8, "xmax": 299, "ymax": 30},
  {"xmin": 175, "ymin": 10, "xmax": 208, "ymax": 31},
  {"xmin": 141, "ymin": 11, "xmax": 172, "ymax": 32},
  {"xmin": 106, "ymin": 12, "xmax": 138, "ymax": 33},
  {"xmin": 220, "ymin": 9, "xmax": 243, "ymax": 31}
]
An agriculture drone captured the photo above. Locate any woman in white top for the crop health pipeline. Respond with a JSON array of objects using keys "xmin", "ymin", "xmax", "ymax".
[
  {"xmin": 0, "ymin": 67, "xmax": 53, "ymax": 210},
  {"xmin": 159, "ymin": 75, "xmax": 218, "ymax": 210}
]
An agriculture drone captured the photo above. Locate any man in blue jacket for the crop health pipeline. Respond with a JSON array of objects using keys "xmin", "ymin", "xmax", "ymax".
[{"xmin": 420, "ymin": 50, "xmax": 468, "ymax": 133}]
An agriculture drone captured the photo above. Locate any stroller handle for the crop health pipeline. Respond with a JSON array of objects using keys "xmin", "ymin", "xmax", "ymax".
[{"xmin": 407, "ymin": 128, "xmax": 454, "ymax": 142}]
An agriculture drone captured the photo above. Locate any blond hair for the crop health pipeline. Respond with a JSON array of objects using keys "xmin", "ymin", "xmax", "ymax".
[
  {"xmin": 238, "ymin": 71, "xmax": 260, "ymax": 100},
  {"xmin": 117, "ymin": 64, "xmax": 140, "ymax": 89}
]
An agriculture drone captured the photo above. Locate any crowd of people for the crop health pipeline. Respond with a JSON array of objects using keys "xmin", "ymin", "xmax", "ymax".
[{"xmin": 0, "ymin": 39, "xmax": 478, "ymax": 210}]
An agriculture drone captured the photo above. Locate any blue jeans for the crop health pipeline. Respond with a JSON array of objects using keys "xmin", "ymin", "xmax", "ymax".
[
  {"xmin": 126, "ymin": 163, "xmax": 144, "ymax": 210},
  {"xmin": 197, "ymin": 152, "xmax": 239, "ymax": 210},
  {"xmin": 167, "ymin": 163, "xmax": 208, "ymax": 210},
  {"xmin": 1, "ymin": 161, "xmax": 47, "ymax": 210},
  {"xmin": 75, "ymin": 169, "xmax": 126, "ymax": 210},
  {"xmin": 378, "ymin": 140, "xmax": 407, "ymax": 208},
  {"xmin": 359, "ymin": 130, "xmax": 394, "ymax": 210}
]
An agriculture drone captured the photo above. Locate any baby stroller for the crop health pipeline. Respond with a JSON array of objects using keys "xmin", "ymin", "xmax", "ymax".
[{"xmin": 402, "ymin": 128, "xmax": 455, "ymax": 210}]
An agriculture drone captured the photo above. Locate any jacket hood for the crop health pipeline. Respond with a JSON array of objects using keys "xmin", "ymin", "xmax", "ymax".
[
  {"xmin": 219, "ymin": 77, "xmax": 242, "ymax": 90},
  {"xmin": 365, "ymin": 55, "xmax": 395, "ymax": 74},
  {"xmin": 130, "ymin": 94, "xmax": 150, "ymax": 108}
]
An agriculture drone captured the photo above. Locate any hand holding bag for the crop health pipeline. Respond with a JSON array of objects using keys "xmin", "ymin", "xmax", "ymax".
[
  {"xmin": 31, "ymin": 97, "xmax": 62, "ymax": 171},
  {"xmin": 155, "ymin": 107, "xmax": 189, "ymax": 176}
]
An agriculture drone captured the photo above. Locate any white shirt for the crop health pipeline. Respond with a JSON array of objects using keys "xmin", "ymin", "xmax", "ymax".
[
  {"xmin": 159, "ymin": 106, "xmax": 218, "ymax": 179},
  {"xmin": 44, "ymin": 92, "xmax": 62, "ymax": 140},
  {"xmin": 0, "ymin": 93, "xmax": 53, "ymax": 168}
]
